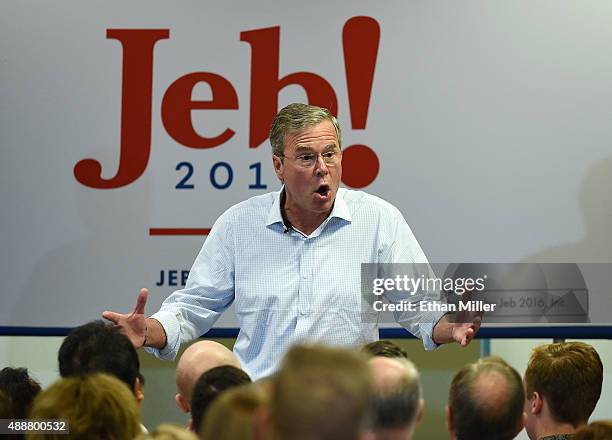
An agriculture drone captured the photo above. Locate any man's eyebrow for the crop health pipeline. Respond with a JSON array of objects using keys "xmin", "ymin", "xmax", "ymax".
[
  {"xmin": 294, "ymin": 145, "xmax": 315, "ymax": 153},
  {"xmin": 323, "ymin": 143, "xmax": 339, "ymax": 150},
  {"xmin": 294, "ymin": 143, "xmax": 338, "ymax": 153}
]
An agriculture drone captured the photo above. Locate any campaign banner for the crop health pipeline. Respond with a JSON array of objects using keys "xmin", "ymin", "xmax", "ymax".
[{"xmin": 2, "ymin": 1, "xmax": 612, "ymax": 331}]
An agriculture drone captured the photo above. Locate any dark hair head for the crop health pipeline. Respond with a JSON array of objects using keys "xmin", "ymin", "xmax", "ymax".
[
  {"xmin": 362, "ymin": 340, "xmax": 408, "ymax": 359},
  {"xmin": 449, "ymin": 356, "xmax": 524, "ymax": 440},
  {"xmin": 0, "ymin": 367, "xmax": 42, "ymax": 418},
  {"xmin": 190, "ymin": 365, "xmax": 251, "ymax": 434},
  {"xmin": 58, "ymin": 320, "xmax": 140, "ymax": 390},
  {"xmin": 0, "ymin": 390, "xmax": 12, "ymax": 419}
]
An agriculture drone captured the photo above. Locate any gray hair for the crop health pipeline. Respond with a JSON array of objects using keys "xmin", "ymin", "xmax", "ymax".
[{"xmin": 269, "ymin": 103, "xmax": 342, "ymax": 157}]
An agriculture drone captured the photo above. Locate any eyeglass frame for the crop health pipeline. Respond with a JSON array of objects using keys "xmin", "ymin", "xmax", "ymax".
[{"xmin": 276, "ymin": 148, "xmax": 343, "ymax": 168}]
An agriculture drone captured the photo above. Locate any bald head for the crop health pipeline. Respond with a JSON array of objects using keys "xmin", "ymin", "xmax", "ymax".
[
  {"xmin": 369, "ymin": 357, "xmax": 423, "ymax": 439},
  {"xmin": 370, "ymin": 357, "xmax": 419, "ymax": 393},
  {"xmin": 175, "ymin": 341, "xmax": 241, "ymax": 412},
  {"xmin": 447, "ymin": 357, "xmax": 524, "ymax": 440},
  {"xmin": 470, "ymin": 370, "xmax": 514, "ymax": 415}
]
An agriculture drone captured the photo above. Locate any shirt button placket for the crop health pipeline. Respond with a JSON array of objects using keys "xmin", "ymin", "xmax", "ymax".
[{"xmin": 298, "ymin": 238, "xmax": 312, "ymax": 316}]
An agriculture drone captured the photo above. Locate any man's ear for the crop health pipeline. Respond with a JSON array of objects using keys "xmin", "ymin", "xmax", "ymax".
[
  {"xmin": 272, "ymin": 155, "xmax": 284, "ymax": 182},
  {"xmin": 529, "ymin": 391, "xmax": 543, "ymax": 415},
  {"xmin": 416, "ymin": 399, "xmax": 425, "ymax": 425},
  {"xmin": 134, "ymin": 377, "xmax": 144, "ymax": 404},
  {"xmin": 175, "ymin": 393, "xmax": 190, "ymax": 413},
  {"xmin": 253, "ymin": 406, "xmax": 272, "ymax": 440},
  {"xmin": 445, "ymin": 404, "xmax": 454, "ymax": 433}
]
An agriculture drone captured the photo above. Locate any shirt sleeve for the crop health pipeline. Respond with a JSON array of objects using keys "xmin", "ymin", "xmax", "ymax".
[
  {"xmin": 145, "ymin": 215, "xmax": 235, "ymax": 360},
  {"xmin": 380, "ymin": 206, "xmax": 445, "ymax": 351}
]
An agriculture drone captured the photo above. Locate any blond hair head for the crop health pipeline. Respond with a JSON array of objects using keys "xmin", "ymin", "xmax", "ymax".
[{"xmin": 28, "ymin": 373, "xmax": 140, "ymax": 440}]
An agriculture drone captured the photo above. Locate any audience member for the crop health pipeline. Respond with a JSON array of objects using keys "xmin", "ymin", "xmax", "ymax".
[
  {"xmin": 200, "ymin": 384, "xmax": 267, "ymax": 440},
  {"xmin": 369, "ymin": 356, "xmax": 423, "ymax": 440},
  {"xmin": 524, "ymin": 342, "xmax": 603, "ymax": 440},
  {"xmin": 0, "ymin": 390, "xmax": 21, "ymax": 440},
  {"xmin": 58, "ymin": 320, "xmax": 144, "ymax": 404},
  {"xmin": 58, "ymin": 320, "xmax": 147, "ymax": 433},
  {"xmin": 0, "ymin": 367, "xmax": 41, "ymax": 418},
  {"xmin": 27, "ymin": 373, "xmax": 140, "ymax": 440},
  {"xmin": 362, "ymin": 340, "xmax": 409, "ymax": 359},
  {"xmin": 446, "ymin": 356, "xmax": 525, "ymax": 440},
  {"xmin": 137, "ymin": 371, "xmax": 146, "ymax": 403},
  {"xmin": 271, "ymin": 344, "xmax": 372, "ymax": 440},
  {"xmin": 175, "ymin": 340, "xmax": 241, "ymax": 413},
  {"xmin": 190, "ymin": 365, "xmax": 251, "ymax": 434},
  {"xmin": 573, "ymin": 420, "xmax": 612, "ymax": 440},
  {"xmin": 0, "ymin": 390, "xmax": 11, "ymax": 418},
  {"xmin": 136, "ymin": 424, "xmax": 198, "ymax": 440}
]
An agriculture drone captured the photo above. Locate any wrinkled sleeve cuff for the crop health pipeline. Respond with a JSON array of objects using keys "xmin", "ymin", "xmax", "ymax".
[
  {"xmin": 144, "ymin": 310, "xmax": 182, "ymax": 360},
  {"xmin": 418, "ymin": 310, "xmax": 445, "ymax": 351}
]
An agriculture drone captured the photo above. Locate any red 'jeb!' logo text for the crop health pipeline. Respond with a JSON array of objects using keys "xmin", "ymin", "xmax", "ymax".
[{"xmin": 74, "ymin": 16, "xmax": 381, "ymax": 190}]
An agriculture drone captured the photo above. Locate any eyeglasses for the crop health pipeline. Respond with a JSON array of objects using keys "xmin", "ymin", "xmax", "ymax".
[{"xmin": 279, "ymin": 150, "xmax": 342, "ymax": 168}]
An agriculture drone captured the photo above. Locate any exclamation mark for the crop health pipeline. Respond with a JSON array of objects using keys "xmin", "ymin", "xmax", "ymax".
[{"xmin": 341, "ymin": 16, "xmax": 380, "ymax": 188}]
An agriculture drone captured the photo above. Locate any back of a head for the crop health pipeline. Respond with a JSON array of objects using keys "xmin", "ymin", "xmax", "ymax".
[
  {"xmin": 190, "ymin": 365, "xmax": 252, "ymax": 434},
  {"xmin": 272, "ymin": 344, "xmax": 372, "ymax": 440},
  {"xmin": 369, "ymin": 356, "xmax": 422, "ymax": 435},
  {"xmin": 362, "ymin": 340, "xmax": 409, "ymax": 359},
  {"xmin": 525, "ymin": 341, "xmax": 603, "ymax": 427},
  {"xmin": 448, "ymin": 356, "xmax": 524, "ymax": 440},
  {"xmin": 0, "ymin": 367, "xmax": 41, "ymax": 419},
  {"xmin": 574, "ymin": 420, "xmax": 612, "ymax": 440},
  {"xmin": 200, "ymin": 384, "xmax": 267, "ymax": 440},
  {"xmin": 28, "ymin": 373, "xmax": 140, "ymax": 440},
  {"xmin": 176, "ymin": 340, "xmax": 241, "ymax": 405},
  {"xmin": 58, "ymin": 320, "xmax": 140, "ymax": 391}
]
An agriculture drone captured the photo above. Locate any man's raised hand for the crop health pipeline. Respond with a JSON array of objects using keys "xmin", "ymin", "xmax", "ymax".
[{"xmin": 102, "ymin": 288, "xmax": 148, "ymax": 348}]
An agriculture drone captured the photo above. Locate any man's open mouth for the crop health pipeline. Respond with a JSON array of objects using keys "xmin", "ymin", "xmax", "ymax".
[{"xmin": 315, "ymin": 184, "xmax": 330, "ymax": 197}]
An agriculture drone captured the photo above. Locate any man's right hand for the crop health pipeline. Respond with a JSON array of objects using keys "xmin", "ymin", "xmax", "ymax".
[{"xmin": 103, "ymin": 288, "xmax": 148, "ymax": 348}]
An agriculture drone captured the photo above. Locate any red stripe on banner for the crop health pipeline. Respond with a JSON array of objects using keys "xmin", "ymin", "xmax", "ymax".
[{"xmin": 149, "ymin": 228, "xmax": 211, "ymax": 236}]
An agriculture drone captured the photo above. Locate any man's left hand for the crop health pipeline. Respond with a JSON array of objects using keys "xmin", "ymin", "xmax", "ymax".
[
  {"xmin": 450, "ymin": 317, "xmax": 482, "ymax": 347},
  {"xmin": 433, "ymin": 314, "xmax": 482, "ymax": 347}
]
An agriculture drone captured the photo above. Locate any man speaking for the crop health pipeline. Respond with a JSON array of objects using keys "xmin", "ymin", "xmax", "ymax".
[{"xmin": 103, "ymin": 103, "xmax": 480, "ymax": 379}]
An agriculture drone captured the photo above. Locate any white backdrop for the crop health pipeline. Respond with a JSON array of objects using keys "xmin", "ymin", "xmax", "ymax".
[{"xmin": 1, "ymin": 1, "xmax": 612, "ymax": 330}]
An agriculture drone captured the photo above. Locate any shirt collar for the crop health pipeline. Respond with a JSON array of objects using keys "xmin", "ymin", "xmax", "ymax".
[
  {"xmin": 266, "ymin": 187, "xmax": 285, "ymax": 228},
  {"xmin": 265, "ymin": 186, "xmax": 352, "ymax": 229}
]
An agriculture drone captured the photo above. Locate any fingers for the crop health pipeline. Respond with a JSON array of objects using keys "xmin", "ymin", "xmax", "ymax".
[
  {"xmin": 461, "ymin": 327, "xmax": 475, "ymax": 347},
  {"xmin": 133, "ymin": 288, "xmax": 148, "ymax": 315},
  {"xmin": 102, "ymin": 310, "xmax": 121, "ymax": 324}
]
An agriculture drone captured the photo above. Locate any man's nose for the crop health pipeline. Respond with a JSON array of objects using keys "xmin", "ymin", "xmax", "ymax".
[{"xmin": 314, "ymin": 155, "xmax": 329, "ymax": 176}]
